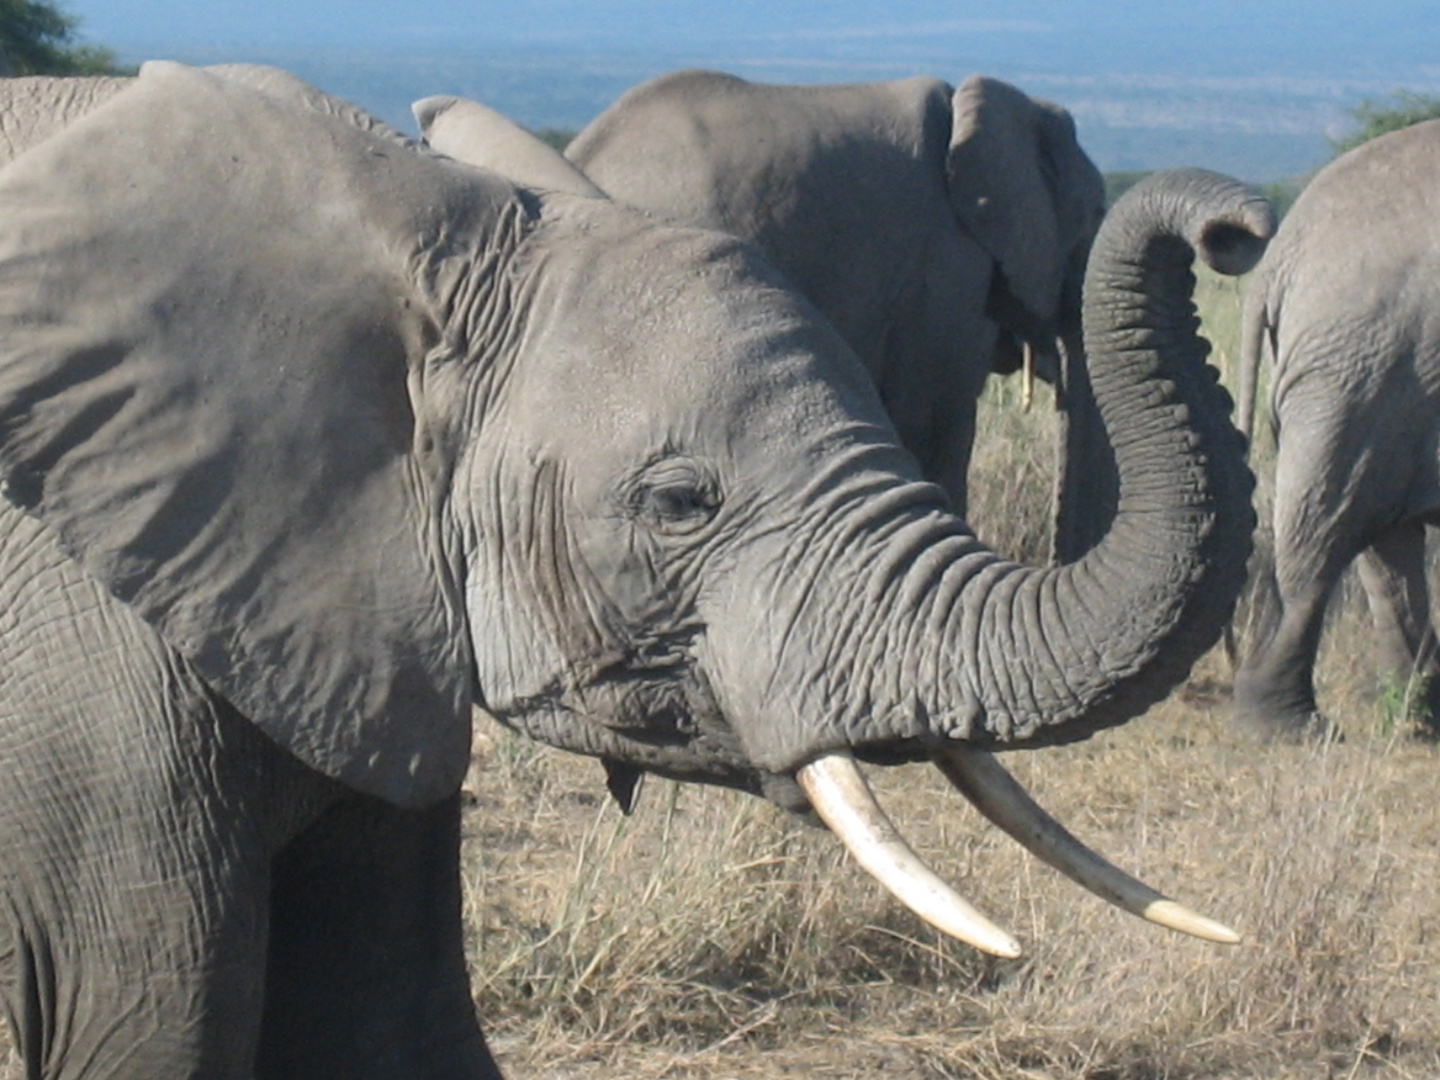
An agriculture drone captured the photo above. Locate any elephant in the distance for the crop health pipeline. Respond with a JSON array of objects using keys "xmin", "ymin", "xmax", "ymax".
[
  {"xmin": 457, "ymin": 70, "xmax": 1112, "ymax": 557},
  {"xmin": 0, "ymin": 74, "xmax": 133, "ymax": 163},
  {"xmin": 0, "ymin": 62, "xmax": 1269, "ymax": 1078},
  {"xmin": 1234, "ymin": 118, "xmax": 1440, "ymax": 738}
]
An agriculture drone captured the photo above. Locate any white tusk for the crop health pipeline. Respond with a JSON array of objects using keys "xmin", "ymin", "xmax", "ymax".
[
  {"xmin": 1021, "ymin": 340, "xmax": 1035, "ymax": 412},
  {"xmin": 796, "ymin": 751, "xmax": 1022, "ymax": 958},
  {"xmin": 933, "ymin": 744, "xmax": 1240, "ymax": 945}
]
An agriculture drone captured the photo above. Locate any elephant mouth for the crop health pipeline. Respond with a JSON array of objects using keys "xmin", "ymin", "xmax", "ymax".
[
  {"xmin": 794, "ymin": 747, "xmax": 1239, "ymax": 957},
  {"xmin": 575, "ymin": 647, "xmax": 1238, "ymax": 957}
]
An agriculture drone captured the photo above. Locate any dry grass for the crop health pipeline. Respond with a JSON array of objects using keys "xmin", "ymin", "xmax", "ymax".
[{"xmin": 467, "ymin": 685, "xmax": 1440, "ymax": 1079}]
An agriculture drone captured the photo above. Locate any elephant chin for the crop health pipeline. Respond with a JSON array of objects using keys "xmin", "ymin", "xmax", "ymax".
[{"xmin": 795, "ymin": 749, "xmax": 1239, "ymax": 956}]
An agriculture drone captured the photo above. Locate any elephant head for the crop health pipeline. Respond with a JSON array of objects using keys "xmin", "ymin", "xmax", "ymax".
[
  {"xmin": 946, "ymin": 75, "xmax": 1103, "ymax": 377},
  {"xmin": 0, "ymin": 62, "xmax": 1271, "ymax": 956},
  {"xmin": 548, "ymin": 70, "xmax": 1108, "ymax": 554}
]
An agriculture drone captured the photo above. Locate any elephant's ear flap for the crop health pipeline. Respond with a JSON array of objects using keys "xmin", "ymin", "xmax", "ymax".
[
  {"xmin": 946, "ymin": 75, "xmax": 1065, "ymax": 324},
  {"xmin": 415, "ymin": 94, "xmax": 606, "ymax": 198},
  {"xmin": 0, "ymin": 62, "xmax": 480, "ymax": 807}
]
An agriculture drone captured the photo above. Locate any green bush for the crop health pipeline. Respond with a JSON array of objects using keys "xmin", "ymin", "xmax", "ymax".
[
  {"xmin": 0, "ymin": 0, "xmax": 128, "ymax": 76},
  {"xmin": 1331, "ymin": 90, "xmax": 1440, "ymax": 157}
]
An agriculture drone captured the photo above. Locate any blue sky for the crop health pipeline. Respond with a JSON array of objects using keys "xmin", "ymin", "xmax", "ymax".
[
  {"xmin": 63, "ymin": 1, "xmax": 1440, "ymax": 180},
  {"xmin": 68, "ymin": 1, "xmax": 1438, "ymax": 72}
]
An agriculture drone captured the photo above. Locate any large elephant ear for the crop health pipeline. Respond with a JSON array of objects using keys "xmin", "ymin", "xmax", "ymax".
[
  {"xmin": 414, "ymin": 94, "xmax": 605, "ymax": 198},
  {"xmin": 946, "ymin": 75, "xmax": 1068, "ymax": 323},
  {"xmin": 0, "ymin": 61, "xmax": 497, "ymax": 807}
]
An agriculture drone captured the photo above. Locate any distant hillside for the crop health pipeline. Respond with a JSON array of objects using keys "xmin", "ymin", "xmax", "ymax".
[{"xmin": 113, "ymin": 42, "xmax": 1423, "ymax": 182}]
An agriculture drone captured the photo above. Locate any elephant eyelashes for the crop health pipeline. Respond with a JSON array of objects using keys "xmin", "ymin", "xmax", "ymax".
[{"xmin": 624, "ymin": 459, "xmax": 721, "ymax": 534}]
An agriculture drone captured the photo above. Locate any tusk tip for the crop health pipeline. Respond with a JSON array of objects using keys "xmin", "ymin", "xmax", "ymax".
[
  {"xmin": 932, "ymin": 747, "xmax": 1239, "ymax": 948},
  {"xmin": 1142, "ymin": 900, "xmax": 1241, "ymax": 945},
  {"xmin": 982, "ymin": 933, "xmax": 1024, "ymax": 960},
  {"xmin": 797, "ymin": 752, "xmax": 1025, "ymax": 958}
]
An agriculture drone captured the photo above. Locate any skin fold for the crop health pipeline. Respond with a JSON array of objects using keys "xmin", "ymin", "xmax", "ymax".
[
  {"xmin": 1234, "ymin": 118, "xmax": 1440, "ymax": 738},
  {"xmin": 0, "ymin": 63, "xmax": 1266, "ymax": 1078},
  {"xmin": 544, "ymin": 70, "xmax": 1111, "ymax": 556},
  {"xmin": 0, "ymin": 75, "xmax": 132, "ymax": 163}
]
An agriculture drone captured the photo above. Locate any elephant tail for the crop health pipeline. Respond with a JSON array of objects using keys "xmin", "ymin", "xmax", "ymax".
[
  {"xmin": 1225, "ymin": 261, "xmax": 1275, "ymax": 671},
  {"xmin": 1235, "ymin": 262, "xmax": 1273, "ymax": 451}
]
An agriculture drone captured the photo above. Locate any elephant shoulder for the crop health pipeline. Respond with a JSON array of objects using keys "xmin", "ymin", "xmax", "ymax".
[
  {"xmin": 569, "ymin": 70, "xmax": 748, "ymax": 163},
  {"xmin": 1290, "ymin": 119, "xmax": 1440, "ymax": 228}
]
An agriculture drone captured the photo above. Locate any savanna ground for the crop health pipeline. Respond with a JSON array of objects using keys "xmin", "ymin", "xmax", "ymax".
[
  {"xmin": 468, "ymin": 269, "xmax": 1440, "ymax": 1080},
  {"xmin": 5, "ymin": 272, "xmax": 1437, "ymax": 1080}
]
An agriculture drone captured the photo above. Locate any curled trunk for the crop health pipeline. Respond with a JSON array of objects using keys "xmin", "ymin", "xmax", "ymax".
[
  {"xmin": 927, "ymin": 169, "xmax": 1270, "ymax": 747},
  {"xmin": 801, "ymin": 171, "xmax": 1271, "ymax": 954}
]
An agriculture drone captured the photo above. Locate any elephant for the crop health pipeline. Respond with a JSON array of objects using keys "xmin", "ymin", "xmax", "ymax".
[
  {"xmin": 0, "ymin": 60, "xmax": 1272, "ymax": 1078},
  {"xmin": 1234, "ymin": 117, "xmax": 1440, "ymax": 738},
  {"xmin": 462, "ymin": 69, "xmax": 1113, "ymax": 558},
  {"xmin": 0, "ymin": 75, "xmax": 133, "ymax": 164}
]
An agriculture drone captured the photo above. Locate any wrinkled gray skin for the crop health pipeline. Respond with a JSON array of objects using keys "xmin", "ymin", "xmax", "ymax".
[
  {"xmin": 0, "ymin": 75, "xmax": 132, "ymax": 163},
  {"xmin": 1234, "ymin": 118, "xmax": 1440, "ymax": 737},
  {"xmin": 0, "ymin": 61, "xmax": 1267, "ymax": 1079},
  {"xmin": 555, "ymin": 71, "xmax": 1110, "ymax": 555}
]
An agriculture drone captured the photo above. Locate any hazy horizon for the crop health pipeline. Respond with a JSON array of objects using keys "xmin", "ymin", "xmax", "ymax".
[{"xmin": 65, "ymin": 1, "xmax": 1440, "ymax": 181}]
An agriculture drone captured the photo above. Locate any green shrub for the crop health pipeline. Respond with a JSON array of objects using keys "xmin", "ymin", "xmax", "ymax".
[{"xmin": 1331, "ymin": 90, "xmax": 1440, "ymax": 157}]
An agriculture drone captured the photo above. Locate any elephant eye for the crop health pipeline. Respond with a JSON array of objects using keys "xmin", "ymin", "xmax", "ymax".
[{"xmin": 626, "ymin": 460, "xmax": 721, "ymax": 534}]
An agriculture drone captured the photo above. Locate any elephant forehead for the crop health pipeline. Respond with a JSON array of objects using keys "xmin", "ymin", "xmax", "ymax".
[{"xmin": 521, "ymin": 210, "xmax": 892, "ymax": 445}]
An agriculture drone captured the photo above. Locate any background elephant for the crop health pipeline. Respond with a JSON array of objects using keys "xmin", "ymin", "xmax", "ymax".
[
  {"xmin": 0, "ymin": 61, "xmax": 1268, "ymax": 1078},
  {"xmin": 0, "ymin": 74, "xmax": 131, "ymax": 163},
  {"xmin": 1234, "ymin": 118, "xmax": 1440, "ymax": 737},
  {"xmin": 506, "ymin": 69, "xmax": 1112, "ymax": 558}
]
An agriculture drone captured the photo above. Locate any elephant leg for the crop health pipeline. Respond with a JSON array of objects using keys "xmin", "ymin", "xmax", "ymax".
[
  {"xmin": 0, "ymin": 715, "xmax": 325, "ymax": 1080},
  {"xmin": 0, "ymin": 511, "xmax": 334, "ymax": 1079},
  {"xmin": 1233, "ymin": 417, "xmax": 1369, "ymax": 739},
  {"xmin": 256, "ymin": 792, "xmax": 501, "ymax": 1080},
  {"xmin": 1233, "ymin": 571, "xmax": 1335, "ymax": 739},
  {"xmin": 1356, "ymin": 520, "xmax": 1440, "ymax": 732}
]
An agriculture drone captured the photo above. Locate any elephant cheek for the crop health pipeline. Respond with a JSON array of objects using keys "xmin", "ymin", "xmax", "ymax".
[{"xmin": 464, "ymin": 572, "xmax": 569, "ymax": 716}]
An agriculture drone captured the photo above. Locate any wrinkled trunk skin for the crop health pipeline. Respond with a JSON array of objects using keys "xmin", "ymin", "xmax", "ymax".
[
  {"xmin": 727, "ymin": 170, "xmax": 1271, "ymax": 772},
  {"xmin": 954, "ymin": 169, "xmax": 1266, "ymax": 745},
  {"xmin": 925, "ymin": 170, "xmax": 1268, "ymax": 749}
]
